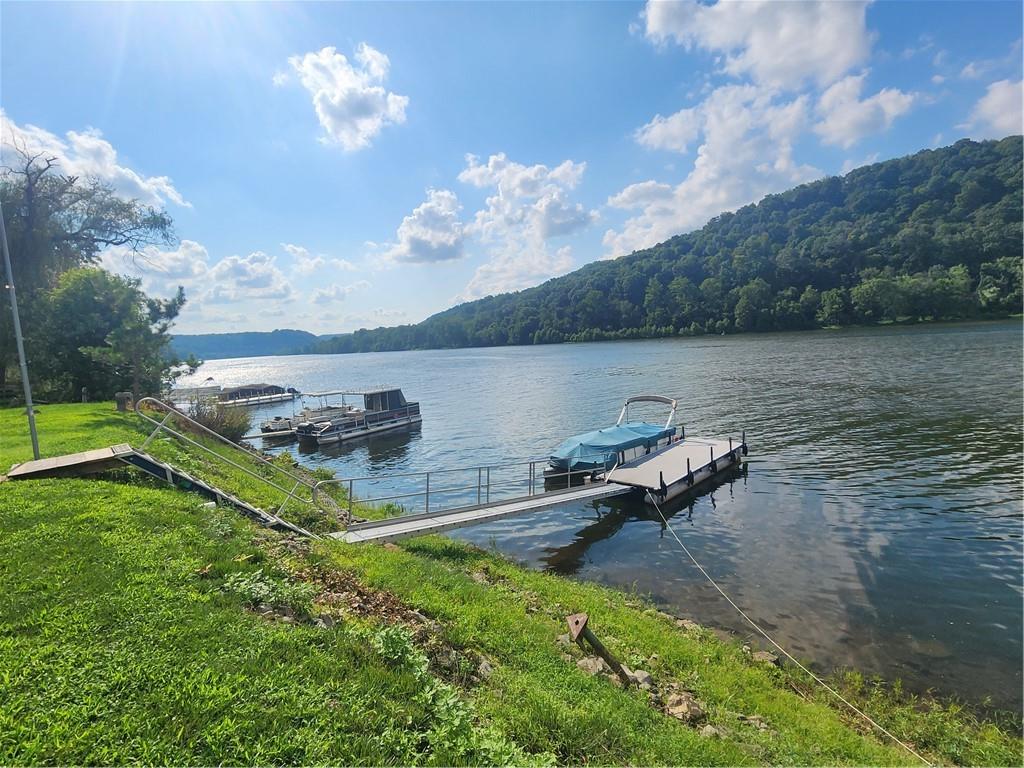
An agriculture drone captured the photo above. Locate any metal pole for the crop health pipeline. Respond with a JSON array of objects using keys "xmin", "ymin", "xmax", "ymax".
[
  {"xmin": 0, "ymin": 200, "xmax": 39, "ymax": 459},
  {"xmin": 425, "ymin": 472, "xmax": 430, "ymax": 514}
]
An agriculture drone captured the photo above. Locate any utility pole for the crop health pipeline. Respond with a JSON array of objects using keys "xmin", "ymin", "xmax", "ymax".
[{"xmin": 0, "ymin": 199, "xmax": 40, "ymax": 460}]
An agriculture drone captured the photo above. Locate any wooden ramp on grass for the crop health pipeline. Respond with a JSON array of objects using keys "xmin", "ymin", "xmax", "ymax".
[
  {"xmin": 7, "ymin": 444, "xmax": 137, "ymax": 479},
  {"xmin": 6, "ymin": 444, "xmax": 312, "ymax": 537}
]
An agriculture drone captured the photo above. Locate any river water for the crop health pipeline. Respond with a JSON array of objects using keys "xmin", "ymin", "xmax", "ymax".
[{"xmin": 178, "ymin": 320, "xmax": 1023, "ymax": 710}]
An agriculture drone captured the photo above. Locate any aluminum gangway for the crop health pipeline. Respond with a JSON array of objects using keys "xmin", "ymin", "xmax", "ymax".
[{"xmin": 331, "ymin": 482, "xmax": 633, "ymax": 544}]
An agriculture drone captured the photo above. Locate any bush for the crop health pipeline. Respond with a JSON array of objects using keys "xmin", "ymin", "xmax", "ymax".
[{"xmin": 186, "ymin": 397, "xmax": 252, "ymax": 443}]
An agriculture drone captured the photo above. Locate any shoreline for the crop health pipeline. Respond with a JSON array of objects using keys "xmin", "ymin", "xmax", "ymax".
[{"xmin": 1, "ymin": 402, "xmax": 1020, "ymax": 765}]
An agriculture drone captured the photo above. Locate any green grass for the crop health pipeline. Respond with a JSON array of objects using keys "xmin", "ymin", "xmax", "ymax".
[
  {"xmin": 0, "ymin": 480, "xmax": 532, "ymax": 765},
  {"xmin": 1, "ymin": 403, "xmax": 1020, "ymax": 765},
  {"xmin": 0, "ymin": 402, "xmax": 345, "ymax": 534}
]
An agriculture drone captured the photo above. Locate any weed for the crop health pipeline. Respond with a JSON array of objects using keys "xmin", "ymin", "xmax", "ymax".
[{"xmin": 221, "ymin": 567, "xmax": 316, "ymax": 611}]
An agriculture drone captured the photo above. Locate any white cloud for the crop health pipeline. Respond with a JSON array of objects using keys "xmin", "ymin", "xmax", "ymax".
[
  {"xmin": 841, "ymin": 152, "xmax": 880, "ymax": 174},
  {"xmin": 459, "ymin": 245, "xmax": 575, "ymax": 303},
  {"xmin": 1, "ymin": 110, "xmax": 189, "ymax": 208},
  {"xmin": 961, "ymin": 79, "xmax": 1024, "ymax": 138},
  {"xmin": 205, "ymin": 251, "xmax": 294, "ymax": 303},
  {"xmin": 455, "ymin": 153, "xmax": 597, "ymax": 298},
  {"xmin": 282, "ymin": 242, "xmax": 357, "ymax": 274},
  {"xmin": 960, "ymin": 61, "xmax": 993, "ymax": 81},
  {"xmin": 635, "ymin": 106, "xmax": 701, "ymax": 153},
  {"xmin": 100, "ymin": 239, "xmax": 210, "ymax": 296},
  {"xmin": 336, "ymin": 307, "xmax": 409, "ymax": 329},
  {"xmin": 814, "ymin": 73, "xmax": 916, "ymax": 148},
  {"xmin": 931, "ymin": 75, "xmax": 945, "ymax": 85},
  {"xmin": 604, "ymin": 83, "xmax": 819, "ymax": 257},
  {"xmin": 606, "ymin": 181, "xmax": 674, "ymax": 209},
  {"xmin": 285, "ymin": 44, "xmax": 408, "ymax": 151},
  {"xmin": 384, "ymin": 188, "xmax": 466, "ymax": 263},
  {"xmin": 311, "ymin": 280, "xmax": 371, "ymax": 304},
  {"xmin": 642, "ymin": 0, "xmax": 872, "ymax": 89}
]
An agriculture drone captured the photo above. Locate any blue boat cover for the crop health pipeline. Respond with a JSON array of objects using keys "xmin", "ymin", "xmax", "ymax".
[{"xmin": 549, "ymin": 422, "xmax": 676, "ymax": 471}]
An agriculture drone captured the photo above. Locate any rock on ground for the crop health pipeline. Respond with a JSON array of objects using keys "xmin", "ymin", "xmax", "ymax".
[
  {"xmin": 751, "ymin": 650, "xmax": 780, "ymax": 666},
  {"xmin": 665, "ymin": 691, "xmax": 705, "ymax": 723},
  {"xmin": 577, "ymin": 656, "xmax": 611, "ymax": 676}
]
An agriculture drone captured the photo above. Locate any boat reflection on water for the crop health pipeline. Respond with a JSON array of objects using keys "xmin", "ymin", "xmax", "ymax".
[
  {"xmin": 297, "ymin": 422, "xmax": 422, "ymax": 464},
  {"xmin": 540, "ymin": 462, "xmax": 747, "ymax": 576}
]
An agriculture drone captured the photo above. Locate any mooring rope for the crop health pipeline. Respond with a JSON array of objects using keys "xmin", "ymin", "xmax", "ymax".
[{"xmin": 647, "ymin": 494, "xmax": 932, "ymax": 766}]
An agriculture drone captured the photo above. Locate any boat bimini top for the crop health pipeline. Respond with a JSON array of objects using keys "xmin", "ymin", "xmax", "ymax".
[
  {"xmin": 548, "ymin": 395, "xmax": 679, "ymax": 473},
  {"xmin": 616, "ymin": 395, "xmax": 677, "ymax": 430}
]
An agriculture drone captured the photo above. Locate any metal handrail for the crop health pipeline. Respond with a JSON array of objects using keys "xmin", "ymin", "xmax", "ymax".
[
  {"xmin": 134, "ymin": 397, "xmax": 319, "ymax": 515},
  {"xmin": 313, "ymin": 452, "xmax": 625, "ymax": 528}
]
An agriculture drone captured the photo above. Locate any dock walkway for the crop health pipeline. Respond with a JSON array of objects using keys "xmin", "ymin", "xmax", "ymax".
[{"xmin": 332, "ymin": 483, "xmax": 632, "ymax": 544}]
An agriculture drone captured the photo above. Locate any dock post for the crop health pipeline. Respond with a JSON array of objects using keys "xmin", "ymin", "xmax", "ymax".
[
  {"xmin": 710, "ymin": 445, "xmax": 717, "ymax": 473},
  {"xmin": 686, "ymin": 457, "xmax": 693, "ymax": 486},
  {"xmin": 742, "ymin": 429, "xmax": 748, "ymax": 456}
]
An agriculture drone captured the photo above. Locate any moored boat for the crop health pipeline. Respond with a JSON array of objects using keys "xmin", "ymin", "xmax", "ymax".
[
  {"xmin": 544, "ymin": 395, "xmax": 679, "ymax": 484},
  {"xmin": 296, "ymin": 387, "xmax": 421, "ymax": 446},
  {"xmin": 259, "ymin": 391, "xmax": 358, "ymax": 434},
  {"xmin": 219, "ymin": 383, "xmax": 299, "ymax": 408}
]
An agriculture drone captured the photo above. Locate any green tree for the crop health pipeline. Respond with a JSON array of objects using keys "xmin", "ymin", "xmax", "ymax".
[
  {"xmin": 851, "ymin": 276, "xmax": 905, "ymax": 322},
  {"xmin": 643, "ymin": 278, "xmax": 672, "ymax": 327},
  {"xmin": 977, "ymin": 257, "xmax": 1023, "ymax": 313},
  {"xmin": 817, "ymin": 288, "xmax": 851, "ymax": 326},
  {"xmin": 42, "ymin": 268, "xmax": 194, "ymax": 400},
  {"xmin": 1, "ymin": 147, "xmax": 175, "ymax": 388},
  {"xmin": 733, "ymin": 278, "xmax": 773, "ymax": 331}
]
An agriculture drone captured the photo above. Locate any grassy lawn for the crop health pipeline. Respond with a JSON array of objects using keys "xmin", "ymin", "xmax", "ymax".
[{"xmin": 1, "ymin": 403, "xmax": 1020, "ymax": 765}]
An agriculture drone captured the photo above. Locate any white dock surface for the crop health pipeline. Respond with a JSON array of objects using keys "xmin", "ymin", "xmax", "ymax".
[
  {"xmin": 607, "ymin": 437, "xmax": 738, "ymax": 489},
  {"xmin": 332, "ymin": 482, "xmax": 632, "ymax": 544}
]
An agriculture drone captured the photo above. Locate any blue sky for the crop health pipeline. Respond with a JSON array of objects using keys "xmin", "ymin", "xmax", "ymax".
[{"xmin": 2, "ymin": 1, "xmax": 1021, "ymax": 334}]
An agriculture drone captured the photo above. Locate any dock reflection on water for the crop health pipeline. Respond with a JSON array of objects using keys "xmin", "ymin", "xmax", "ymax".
[{"xmin": 541, "ymin": 463, "xmax": 747, "ymax": 576}]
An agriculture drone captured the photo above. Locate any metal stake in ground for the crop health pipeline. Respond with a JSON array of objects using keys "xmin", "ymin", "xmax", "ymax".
[
  {"xmin": 567, "ymin": 612, "xmax": 633, "ymax": 688},
  {"xmin": 0, "ymin": 199, "xmax": 40, "ymax": 460}
]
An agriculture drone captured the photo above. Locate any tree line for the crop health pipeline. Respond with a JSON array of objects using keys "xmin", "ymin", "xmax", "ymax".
[
  {"xmin": 308, "ymin": 136, "xmax": 1022, "ymax": 355},
  {"xmin": 1, "ymin": 147, "xmax": 194, "ymax": 403}
]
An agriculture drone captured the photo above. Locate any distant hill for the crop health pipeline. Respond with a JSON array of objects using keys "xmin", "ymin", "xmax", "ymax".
[
  {"xmin": 171, "ymin": 329, "xmax": 322, "ymax": 360},
  {"xmin": 307, "ymin": 136, "xmax": 1022, "ymax": 355}
]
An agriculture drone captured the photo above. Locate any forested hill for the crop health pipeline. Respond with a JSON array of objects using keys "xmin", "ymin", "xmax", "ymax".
[
  {"xmin": 171, "ymin": 329, "xmax": 321, "ymax": 360},
  {"xmin": 309, "ymin": 136, "xmax": 1022, "ymax": 355}
]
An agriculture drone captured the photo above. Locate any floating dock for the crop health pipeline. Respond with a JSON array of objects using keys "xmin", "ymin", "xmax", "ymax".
[{"xmin": 607, "ymin": 437, "xmax": 742, "ymax": 503}]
